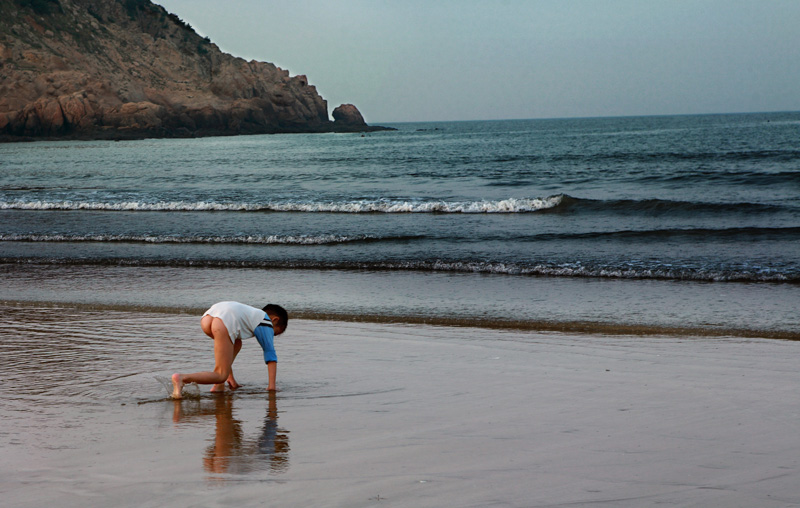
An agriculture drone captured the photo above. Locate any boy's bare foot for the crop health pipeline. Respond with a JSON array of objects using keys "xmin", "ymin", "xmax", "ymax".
[
  {"xmin": 211, "ymin": 374, "xmax": 239, "ymax": 392},
  {"xmin": 226, "ymin": 374, "xmax": 241, "ymax": 390},
  {"xmin": 171, "ymin": 373, "xmax": 184, "ymax": 399}
]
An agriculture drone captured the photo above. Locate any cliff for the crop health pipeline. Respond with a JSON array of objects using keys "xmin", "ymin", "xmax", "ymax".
[{"xmin": 0, "ymin": 0, "xmax": 390, "ymax": 141}]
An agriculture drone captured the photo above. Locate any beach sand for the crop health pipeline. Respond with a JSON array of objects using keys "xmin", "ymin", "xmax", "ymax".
[{"xmin": 2, "ymin": 302, "xmax": 799, "ymax": 507}]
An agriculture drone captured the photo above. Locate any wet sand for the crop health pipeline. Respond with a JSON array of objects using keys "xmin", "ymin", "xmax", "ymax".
[{"xmin": 2, "ymin": 302, "xmax": 799, "ymax": 507}]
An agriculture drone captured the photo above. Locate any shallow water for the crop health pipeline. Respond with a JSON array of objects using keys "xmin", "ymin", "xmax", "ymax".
[
  {"xmin": 2, "ymin": 263, "xmax": 799, "ymax": 338},
  {"xmin": 3, "ymin": 303, "xmax": 800, "ymax": 507}
]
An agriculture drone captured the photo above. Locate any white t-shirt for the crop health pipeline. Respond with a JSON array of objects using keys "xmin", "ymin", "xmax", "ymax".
[{"xmin": 203, "ymin": 301, "xmax": 267, "ymax": 341}]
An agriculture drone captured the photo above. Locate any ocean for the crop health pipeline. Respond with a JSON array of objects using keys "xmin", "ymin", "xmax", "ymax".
[{"xmin": 1, "ymin": 112, "xmax": 799, "ymax": 338}]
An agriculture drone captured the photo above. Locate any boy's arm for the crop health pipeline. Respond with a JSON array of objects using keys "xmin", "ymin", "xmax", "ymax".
[
  {"xmin": 254, "ymin": 324, "xmax": 278, "ymax": 391},
  {"xmin": 267, "ymin": 361, "xmax": 277, "ymax": 391}
]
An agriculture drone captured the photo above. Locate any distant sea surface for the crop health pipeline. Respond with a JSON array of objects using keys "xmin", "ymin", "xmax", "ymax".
[{"xmin": 2, "ymin": 112, "xmax": 799, "ymax": 337}]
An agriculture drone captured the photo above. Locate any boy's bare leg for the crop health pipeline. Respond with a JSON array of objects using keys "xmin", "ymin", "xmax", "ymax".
[
  {"xmin": 172, "ymin": 318, "xmax": 235, "ymax": 399},
  {"xmin": 212, "ymin": 339, "xmax": 242, "ymax": 392}
]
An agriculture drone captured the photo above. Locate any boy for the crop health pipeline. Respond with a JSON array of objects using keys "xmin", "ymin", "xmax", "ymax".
[{"xmin": 171, "ymin": 301, "xmax": 288, "ymax": 399}]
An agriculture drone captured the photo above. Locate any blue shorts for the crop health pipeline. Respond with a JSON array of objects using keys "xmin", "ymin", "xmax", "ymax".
[{"xmin": 254, "ymin": 323, "xmax": 277, "ymax": 363}]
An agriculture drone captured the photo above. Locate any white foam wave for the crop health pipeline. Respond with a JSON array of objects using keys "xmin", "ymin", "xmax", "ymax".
[
  {"xmin": 372, "ymin": 260, "xmax": 794, "ymax": 282},
  {"xmin": 0, "ymin": 233, "xmax": 374, "ymax": 245},
  {"xmin": 0, "ymin": 195, "xmax": 565, "ymax": 213},
  {"xmin": 1, "ymin": 255, "xmax": 794, "ymax": 282}
]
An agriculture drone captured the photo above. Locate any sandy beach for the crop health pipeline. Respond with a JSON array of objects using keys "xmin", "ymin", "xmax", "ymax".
[{"xmin": 2, "ymin": 301, "xmax": 799, "ymax": 507}]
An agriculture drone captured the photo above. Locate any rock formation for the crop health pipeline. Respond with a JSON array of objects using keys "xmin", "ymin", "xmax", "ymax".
[
  {"xmin": 0, "ymin": 0, "xmax": 391, "ymax": 141},
  {"xmin": 332, "ymin": 104, "xmax": 367, "ymax": 129}
]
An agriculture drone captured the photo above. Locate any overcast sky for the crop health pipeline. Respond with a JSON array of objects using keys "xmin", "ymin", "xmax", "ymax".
[{"xmin": 156, "ymin": 0, "xmax": 800, "ymax": 123}]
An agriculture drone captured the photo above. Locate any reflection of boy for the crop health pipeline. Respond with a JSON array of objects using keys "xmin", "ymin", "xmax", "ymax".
[
  {"xmin": 171, "ymin": 301, "xmax": 288, "ymax": 398},
  {"xmin": 171, "ymin": 391, "xmax": 290, "ymax": 476},
  {"xmin": 258, "ymin": 392, "xmax": 291, "ymax": 474}
]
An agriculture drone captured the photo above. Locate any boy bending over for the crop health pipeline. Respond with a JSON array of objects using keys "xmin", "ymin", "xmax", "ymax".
[{"xmin": 172, "ymin": 301, "xmax": 288, "ymax": 399}]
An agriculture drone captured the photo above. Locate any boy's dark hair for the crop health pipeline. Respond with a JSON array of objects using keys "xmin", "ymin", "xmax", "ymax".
[{"xmin": 263, "ymin": 304, "xmax": 288, "ymax": 330}]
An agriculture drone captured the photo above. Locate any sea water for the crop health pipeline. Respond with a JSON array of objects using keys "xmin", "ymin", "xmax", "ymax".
[{"xmin": 1, "ymin": 113, "xmax": 799, "ymax": 337}]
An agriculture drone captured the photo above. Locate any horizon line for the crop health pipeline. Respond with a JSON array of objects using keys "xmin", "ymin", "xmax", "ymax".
[{"xmin": 368, "ymin": 109, "xmax": 800, "ymax": 125}]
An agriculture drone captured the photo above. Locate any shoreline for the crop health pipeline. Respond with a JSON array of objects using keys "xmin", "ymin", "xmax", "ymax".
[
  {"xmin": 3, "ymin": 298, "xmax": 798, "ymax": 341},
  {"xmin": 0, "ymin": 123, "xmax": 397, "ymax": 144}
]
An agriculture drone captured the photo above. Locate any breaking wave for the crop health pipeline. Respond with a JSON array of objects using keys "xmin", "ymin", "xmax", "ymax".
[
  {"xmin": 1, "ymin": 194, "xmax": 792, "ymax": 216},
  {"xmin": 2, "ymin": 257, "xmax": 796, "ymax": 283},
  {"xmin": 0, "ymin": 196, "xmax": 567, "ymax": 213},
  {"xmin": 0, "ymin": 233, "xmax": 398, "ymax": 245}
]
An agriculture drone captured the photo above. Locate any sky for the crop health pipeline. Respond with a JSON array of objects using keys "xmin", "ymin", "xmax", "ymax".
[{"xmin": 155, "ymin": 0, "xmax": 800, "ymax": 123}]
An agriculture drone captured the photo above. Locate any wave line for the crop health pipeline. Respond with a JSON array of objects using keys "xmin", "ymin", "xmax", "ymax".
[
  {"xmin": 0, "ymin": 233, "xmax": 413, "ymax": 245},
  {"xmin": 1, "ymin": 257, "xmax": 796, "ymax": 283}
]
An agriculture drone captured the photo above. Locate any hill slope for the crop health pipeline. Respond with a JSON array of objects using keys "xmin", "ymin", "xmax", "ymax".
[{"xmin": 0, "ymin": 0, "xmax": 386, "ymax": 140}]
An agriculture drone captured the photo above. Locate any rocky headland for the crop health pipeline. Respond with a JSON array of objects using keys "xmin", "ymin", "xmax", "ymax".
[{"xmin": 0, "ymin": 0, "xmax": 391, "ymax": 141}]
